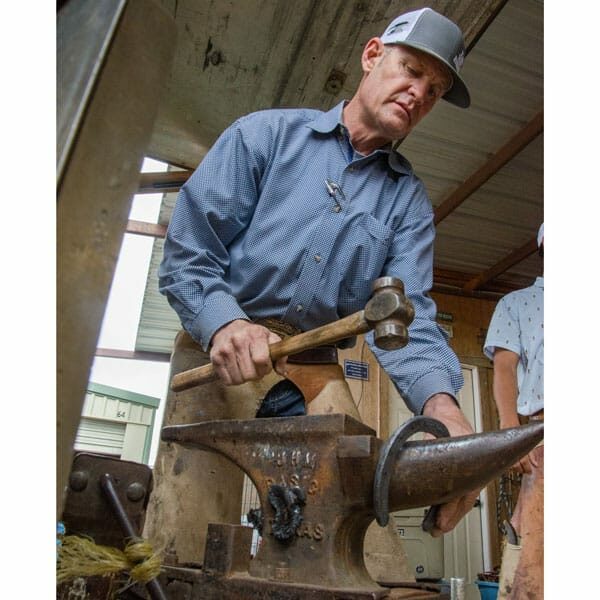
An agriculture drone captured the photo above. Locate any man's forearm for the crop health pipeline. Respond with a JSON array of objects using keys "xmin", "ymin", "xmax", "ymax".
[{"xmin": 492, "ymin": 349, "xmax": 520, "ymax": 428}]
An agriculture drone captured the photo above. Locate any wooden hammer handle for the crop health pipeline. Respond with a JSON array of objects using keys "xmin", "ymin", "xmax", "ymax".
[{"xmin": 170, "ymin": 311, "xmax": 370, "ymax": 392}]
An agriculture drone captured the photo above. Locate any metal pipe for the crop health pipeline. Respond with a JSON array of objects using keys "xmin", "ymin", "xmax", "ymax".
[{"xmin": 100, "ymin": 474, "xmax": 167, "ymax": 600}]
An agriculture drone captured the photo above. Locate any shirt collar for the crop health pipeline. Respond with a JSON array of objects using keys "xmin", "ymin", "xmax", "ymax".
[
  {"xmin": 534, "ymin": 276, "xmax": 544, "ymax": 289},
  {"xmin": 308, "ymin": 101, "xmax": 346, "ymax": 134},
  {"xmin": 307, "ymin": 101, "xmax": 411, "ymax": 175}
]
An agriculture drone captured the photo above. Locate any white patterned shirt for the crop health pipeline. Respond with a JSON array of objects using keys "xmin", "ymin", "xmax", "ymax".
[{"xmin": 483, "ymin": 277, "xmax": 544, "ymax": 415}]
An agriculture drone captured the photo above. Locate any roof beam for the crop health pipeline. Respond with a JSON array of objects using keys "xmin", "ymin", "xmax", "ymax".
[
  {"xmin": 126, "ymin": 219, "xmax": 167, "ymax": 238},
  {"xmin": 96, "ymin": 348, "xmax": 171, "ymax": 362},
  {"xmin": 431, "ymin": 284, "xmax": 516, "ymax": 300},
  {"xmin": 137, "ymin": 170, "xmax": 192, "ymax": 194},
  {"xmin": 434, "ymin": 110, "xmax": 543, "ymax": 225},
  {"xmin": 433, "ymin": 267, "xmax": 522, "ymax": 295},
  {"xmin": 433, "ymin": 267, "xmax": 471, "ymax": 286},
  {"xmin": 464, "ymin": 0, "xmax": 510, "ymax": 54},
  {"xmin": 462, "ymin": 236, "xmax": 538, "ymax": 292}
]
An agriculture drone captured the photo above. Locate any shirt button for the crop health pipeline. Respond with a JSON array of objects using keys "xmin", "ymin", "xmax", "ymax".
[
  {"xmin": 314, "ymin": 254, "xmax": 322, "ymax": 262},
  {"xmin": 333, "ymin": 205, "xmax": 341, "ymax": 213},
  {"xmin": 296, "ymin": 304, "xmax": 304, "ymax": 312}
]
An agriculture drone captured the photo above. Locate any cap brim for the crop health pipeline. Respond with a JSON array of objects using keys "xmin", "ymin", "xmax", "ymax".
[
  {"xmin": 391, "ymin": 41, "xmax": 471, "ymax": 108},
  {"xmin": 443, "ymin": 73, "xmax": 470, "ymax": 108}
]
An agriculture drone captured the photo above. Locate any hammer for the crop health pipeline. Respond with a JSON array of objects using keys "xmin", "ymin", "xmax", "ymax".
[{"xmin": 170, "ymin": 276, "xmax": 414, "ymax": 392}]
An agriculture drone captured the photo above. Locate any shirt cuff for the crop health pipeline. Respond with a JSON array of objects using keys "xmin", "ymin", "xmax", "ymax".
[
  {"xmin": 405, "ymin": 370, "xmax": 458, "ymax": 415},
  {"xmin": 483, "ymin": 338, "xmax": 521, "ymax": 361},
  {"xmin": 188, "ymin": 292, "xmax": 249, "ymax": 351}
]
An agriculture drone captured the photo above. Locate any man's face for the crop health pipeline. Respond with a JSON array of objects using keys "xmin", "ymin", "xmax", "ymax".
[{"xmin": 358, "ymin": 41, "xmax": 452, "ymax": 141}]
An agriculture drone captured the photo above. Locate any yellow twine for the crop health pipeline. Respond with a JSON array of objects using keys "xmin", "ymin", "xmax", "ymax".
[{"xmin": 57, "ymin": 535, "xmax": 161, "ymax": 585}]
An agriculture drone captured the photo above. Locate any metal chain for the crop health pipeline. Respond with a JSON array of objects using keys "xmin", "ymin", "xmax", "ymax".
[{"xmin": 496, "ymin": 471, "xmax": 521, "ymax": 533}]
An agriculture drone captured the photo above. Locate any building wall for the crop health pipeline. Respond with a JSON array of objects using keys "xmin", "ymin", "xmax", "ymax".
[{"xmin": 74, "ymin": 382, "xmax": 160, "ymax": 465}]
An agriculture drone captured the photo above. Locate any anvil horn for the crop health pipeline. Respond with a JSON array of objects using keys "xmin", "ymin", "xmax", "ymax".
[{"xmin": 384, "ymin": 421, "xmax": 544, "ymax": 512}]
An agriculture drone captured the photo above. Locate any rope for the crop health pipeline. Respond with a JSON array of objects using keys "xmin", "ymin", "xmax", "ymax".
[{"xmin": 57, "ymin": 535, "xmax": 161, "ymax": 585}]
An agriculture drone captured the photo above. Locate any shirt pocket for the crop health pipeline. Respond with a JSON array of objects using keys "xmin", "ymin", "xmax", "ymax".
[{"xmin": 338, "ymin": 214, "xmax": 394, "ymax": 313}]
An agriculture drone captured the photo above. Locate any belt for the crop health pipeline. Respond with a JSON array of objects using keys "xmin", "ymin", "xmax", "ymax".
[
  {"xmin": 255, "ymin": 318, "xmax": 339, "ymax": 364},
  {"xmin": 288, "ymin": 346, "xmax": 338, "ymax": 364},
  {"xmin": 528, "ymin": 409, "xmax": 544, "ymax": 422}
]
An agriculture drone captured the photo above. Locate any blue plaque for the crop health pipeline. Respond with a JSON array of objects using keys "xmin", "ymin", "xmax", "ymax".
[{"xmin": 344, "ymin": 359, "xmax": 369, "ymax": 381}]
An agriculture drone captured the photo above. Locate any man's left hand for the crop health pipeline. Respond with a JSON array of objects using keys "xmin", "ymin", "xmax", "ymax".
[{"xmin": 422, "ymin": 393, "xmax": 481, "ymax": 537}]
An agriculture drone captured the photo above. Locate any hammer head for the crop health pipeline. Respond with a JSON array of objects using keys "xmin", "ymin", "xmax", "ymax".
[{"xmin": 364, "ymin": 277, "xmax": 415, "ymax": 350}]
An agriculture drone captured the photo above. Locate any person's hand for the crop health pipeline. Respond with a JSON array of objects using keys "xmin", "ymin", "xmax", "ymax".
[
  {"xmin": 510, "ymin": 452, "xmax": 533, "ymax": 475},
  {"xmin": 422, "ymin": 393, "xmax": 481, "ymax": 537},
  {"xmin": 499, "ymin": 416, "xmax": 533, "ymax": 474},
  {"xmin": 209, "ymin": 320, "xmax": 287, "ymax": 385}
]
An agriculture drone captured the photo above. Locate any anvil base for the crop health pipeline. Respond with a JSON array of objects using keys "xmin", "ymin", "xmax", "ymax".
[
  {"xmin": 131, "ymin": 522, "xmax": 446, "ymax": 599},
  {"xmin": 153, "ymin": 565, "xmax": 447, "ymax": 599}
]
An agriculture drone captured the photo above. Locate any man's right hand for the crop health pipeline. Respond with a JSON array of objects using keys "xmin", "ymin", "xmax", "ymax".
[
  {"xmin": 209, "ymin": 320, "xmax": 286, "ymax": 385},
  {"xmin": 422, "ymin": 393, "xmax": 481, "ymax": 537}
]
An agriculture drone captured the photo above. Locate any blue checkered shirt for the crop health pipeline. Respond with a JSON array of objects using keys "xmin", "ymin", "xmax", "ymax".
[{"xmin": 159, "ymin": 101, "xmax": 463, "ymax": 414}]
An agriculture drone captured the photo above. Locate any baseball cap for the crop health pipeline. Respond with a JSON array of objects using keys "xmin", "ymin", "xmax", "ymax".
[
  {"xmin": 381, "ymin": 8, "xmax": 470, "ymax": 108},
  {"xmin": 537, "ymin": 223, "xmax": 544, "ymax": 248}
]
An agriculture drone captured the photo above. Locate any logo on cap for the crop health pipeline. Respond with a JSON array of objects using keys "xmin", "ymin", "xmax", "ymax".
[
  {"xmin": 453, "ymin": 50, "xmax": 465, "ymax": 71},
  {"xmin": 386, "ymin": 20, "xmax": 410, "ymax": 37}
]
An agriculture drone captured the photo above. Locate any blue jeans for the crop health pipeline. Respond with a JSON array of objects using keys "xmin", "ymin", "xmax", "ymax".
[{"xmin": 255, "ymin": 379, "xmax": 306, "ymax": 417}]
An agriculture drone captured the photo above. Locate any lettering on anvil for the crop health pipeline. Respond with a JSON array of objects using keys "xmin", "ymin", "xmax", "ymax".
[
  {"xmin": 264, "ymin": 474, "xmax": 319, "ymax": 490},
  {"xmin": 254, "ymin": 445, "xmax": 318, "ymax": 470},
  {"xmin": 267, "ymin": 519, "xmax": 325, "ymax": 541},
  {"xmin": 296, "ymin": 522, "xmax": 325, "ymax": 541}
]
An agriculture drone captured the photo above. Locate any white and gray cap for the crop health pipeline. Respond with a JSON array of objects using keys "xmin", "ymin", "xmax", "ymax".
[{"xmin": 381, "ymin": 8, "xmax": 470, "ymax": 108}]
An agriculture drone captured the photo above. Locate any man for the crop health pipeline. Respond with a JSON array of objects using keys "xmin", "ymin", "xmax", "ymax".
[
  {"xmin": 147, "ymin": 8, "xmax": 479, "ymax": 564},
  {"xmin": 483, "ymin": 223, "xmax": 544, "ymax": 599}
]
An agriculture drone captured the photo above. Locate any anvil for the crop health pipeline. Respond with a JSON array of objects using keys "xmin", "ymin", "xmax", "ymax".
[{"xmin": 159, "ymin": 414, "xmax": 543, "ymax": 599}]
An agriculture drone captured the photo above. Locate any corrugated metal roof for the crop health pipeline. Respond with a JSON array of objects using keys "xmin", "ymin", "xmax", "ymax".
[
  {"xmin": 135, "ymin": 0, "xmax": 543, "ymax": 355},
  {"xmin": 137, "ymin": 192, "xmax": 179, "ymax": 353},
  {"xmin": 402, "ymin": 0, "xmax": 543, "ymax": 285}
]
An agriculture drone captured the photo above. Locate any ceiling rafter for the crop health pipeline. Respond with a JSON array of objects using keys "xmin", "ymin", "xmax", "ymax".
[
  {"xmin": 462, "ymin": 236, "xmax": 538, "ymax": 292},
  {"xmin": 95, "ymin": 348, "xmax": 171, "ymax": 362},
  {"xmin": 433, "ymin": 267, "xmax": 521, "ymax": 296},
  {"xmin": 434, "ymin": 109, "xmax": 543, "ymax": 225},
  {"xmin": 137, "ymin": 170, "xmax": 192, "ymax": 194},
  {"xmin": 126, "ymin": 219, "xmax": 167, "ymax": 237}
]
